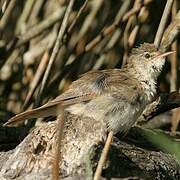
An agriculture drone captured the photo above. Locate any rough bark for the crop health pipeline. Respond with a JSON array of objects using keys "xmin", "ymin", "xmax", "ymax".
[
  {"xmin": 0, "ymin": 121, "xmax": 179, "ymax": 180},
  {"xmin": 0, "ymin": 91, "xmax": 180, "ymax": 179}
]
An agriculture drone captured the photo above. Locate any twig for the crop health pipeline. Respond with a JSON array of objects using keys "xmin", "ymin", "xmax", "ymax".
[
  {"xmin": 0, "ymin": 49, "xmax": 20, "ymax": 80},
  {"xmin": 170, "ymin": 0, "xmax": 177, "ymax": 92},
  {"xmin": 47, "ymin": 0, "xmax": 132, "ymax": 85},
  {"xmin": 1, "ymin": 0, "xmax": 10, "ymax": 14},
  {"xmin": 23, "ymin": 51, "xmax": 49, "ymax": 109},
  {"xmin": 141, "ymin": 91, "xmax": 180, "ymax": 121},
  {"xmin": 160, "ymin": 10, "xmax": 180, "ymax": 51},
  {"xmin": 28, "ymin": 0, "xmax": 45, "ymax": 27},
  {"xmin": 154, "ymin": 0, "xmax": 174, "ymax": 48},
  {"xmin": 77, "ymin": 0, "xmax": 103, "ymax": 42},
  {"xmin": 128, "ymin": 25, "xmax": 139, "ymax": 48},
  {"xmin": 39, "ymin": 0, "xmax": 75, "ymax": 101},
  {"xmin": 171, "ymin": 108, "xmax": 180, "ymax": 133},
  {"xmin": 93, "ymin": 131, "xmax": 113, "ymax": 180},
  {"xmin": 17, "ymin": 7, "xmax": 66, "ymax": 46},
  {"xmin": 128, "ymin": 6, "xmax": 149, "ymax": 49},
  {"xmin": 123, "ymin": 0, "xmax": 141, "ymax": 66},
  {"xmin": 45, "ymin": 3, "xmax": 76, "ymax": 178},
  {"xmin": 0, "ymin": 0, "xmax": 16, "ymax": 31},
  {"xmin": 170, "ymin": 0, "xmax": 179, "ymax": 133},
  {"xmin": 122, "ymin": 1, "xmax": 141, "ymax": 22},
  {"xmin": 0, "ymin": 37, "xmax": 18, "ymax": 66},
  {"xmin": 122, "ymin": 0, "xmax": 153, "ymax": 22},
  {"xmin": 92, "ymin": 0, "xmax": 131, "ymax": 70},
  {"xmin": 52, "ymin": 111, "xmax": 65, "ymax": 180},
  {"xmin": 67, "ymin": 0, "xmax": 89, "ymax": 34},
  {"xmin": 68, "ymin": 0, "xmax": 152, "ymax": 61},
  {"xmin": 85, "ymin": 0, "xmax": 137, "ymax": 53},
  {"xmin": 85, "ymin": 23, "xmax": 115, "ymax": 52},
  {"xmin": 15, "ymin": 0, "xmax": 36, "ymax": 35}
]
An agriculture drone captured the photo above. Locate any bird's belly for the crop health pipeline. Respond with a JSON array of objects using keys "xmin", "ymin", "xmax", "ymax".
[
  {"xmin": 106, "ymin": 104, "xmax": 142, "ymax": 134},
  {"xmin": 66, "ymin": 98, "xmax": 143, "ymax": 134}
]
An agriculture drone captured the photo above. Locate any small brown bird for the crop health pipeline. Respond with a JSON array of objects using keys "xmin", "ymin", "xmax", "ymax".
[
  {"xmin": 4, "ymin": 43, "xmax": 174, "ymax": 135},
  {"xmin": 2, "ymin": 43, "xmax": 175, "ymax": 179}
]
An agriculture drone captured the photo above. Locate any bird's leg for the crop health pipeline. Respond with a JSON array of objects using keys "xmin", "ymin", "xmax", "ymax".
[{"xmin": 93, "ymin": 131, "xmax": 113, "ymax": 180}]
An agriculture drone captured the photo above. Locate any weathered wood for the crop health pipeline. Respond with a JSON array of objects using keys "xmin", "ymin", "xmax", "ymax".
[
  {"xmin": 0, "ymin": 111, "xmax": 107, "ymax": 179},
  {"xmin": 1, "ymin": 90, "xmax": 180, "ymax": 179},
  {"xmin": 0, "ymin": 120, "xmax": 179, "ymax": 179}
]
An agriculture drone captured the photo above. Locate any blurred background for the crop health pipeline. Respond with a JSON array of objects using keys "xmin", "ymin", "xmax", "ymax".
[{"xmin": 0, "ymin": 0, "xmax": 179, "ymax": 153}]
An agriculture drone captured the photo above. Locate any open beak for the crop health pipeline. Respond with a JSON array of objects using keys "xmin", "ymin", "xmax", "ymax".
[{"xmin": 156, "ymin": 50, "xmax": 176, "ymax": 59}]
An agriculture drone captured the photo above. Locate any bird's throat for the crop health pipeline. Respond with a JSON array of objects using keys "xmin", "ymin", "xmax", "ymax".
[{"xmin": 127, "ymin": 64, "xmax": 159, "ymax": 103}]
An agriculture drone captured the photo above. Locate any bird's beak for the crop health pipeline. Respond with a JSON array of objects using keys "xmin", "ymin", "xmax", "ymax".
[{"xmin": 156, "ymin": 50, "xmax": 176, "ymax": 59}]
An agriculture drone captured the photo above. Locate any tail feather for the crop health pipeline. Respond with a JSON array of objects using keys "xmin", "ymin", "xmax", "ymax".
[
  {"xmin": 4, "ymin": 93, "xmax": 95, "ymax": 127},
  {"xmin": 3, "ymin": 105, "xmax": 58, "ymax": 127}
]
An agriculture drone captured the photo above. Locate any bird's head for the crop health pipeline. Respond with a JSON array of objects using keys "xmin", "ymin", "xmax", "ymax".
[{"xmin": 129, "ymin": 43, "xmax": 174, "ymax": 80}]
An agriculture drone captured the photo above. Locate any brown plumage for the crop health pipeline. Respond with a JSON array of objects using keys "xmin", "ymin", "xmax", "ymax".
[
  {"xmin": 2, "ymin": 43, "xmax": 174, "ymax": 179},
  {"xmin": 4, "ymin": 43, "xmax": 174, "ymax": 134}
]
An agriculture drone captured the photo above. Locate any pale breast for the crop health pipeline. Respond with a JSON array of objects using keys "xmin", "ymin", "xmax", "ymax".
[
  {"xmin": 141, "ymin": 79, "xmax": 157, "ymax": 103},
  {"xmin": 66, "ymin": 93, "xmax": 144, "ymax": 134}
]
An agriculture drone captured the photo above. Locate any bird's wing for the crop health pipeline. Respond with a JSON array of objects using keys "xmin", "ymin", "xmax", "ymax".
[
  {"xmin": 51, "ymin": 68, "xmax": 141, "ymax": 103},
  {"xmin": 4, "ymin": 69, "xmax": 140, "ymax": 127}
]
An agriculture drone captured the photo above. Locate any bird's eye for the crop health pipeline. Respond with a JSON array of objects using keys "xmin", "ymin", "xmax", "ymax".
[{"xmin": 144, "ymin": 53, "xmax": 151, "ymax": 59}]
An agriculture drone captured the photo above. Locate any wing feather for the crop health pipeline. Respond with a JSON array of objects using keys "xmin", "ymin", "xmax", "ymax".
[{"xmin": 4, "ymin": 68, "xmax": 141, "ymax": 127}]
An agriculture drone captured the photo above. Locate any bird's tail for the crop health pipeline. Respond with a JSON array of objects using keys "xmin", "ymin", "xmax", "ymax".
[
  {"xmin": 4, "ymin": 94, "xmax": 94, "ymax": 127},
  {"xmin": 3, "ymin": 105, "xmax": 58, "ymax": 127}
]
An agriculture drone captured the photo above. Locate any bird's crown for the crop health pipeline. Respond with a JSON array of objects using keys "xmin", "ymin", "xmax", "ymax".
[{"xmin": 131, "ymin": 43, "xmax": 158, "ymax": 55}]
